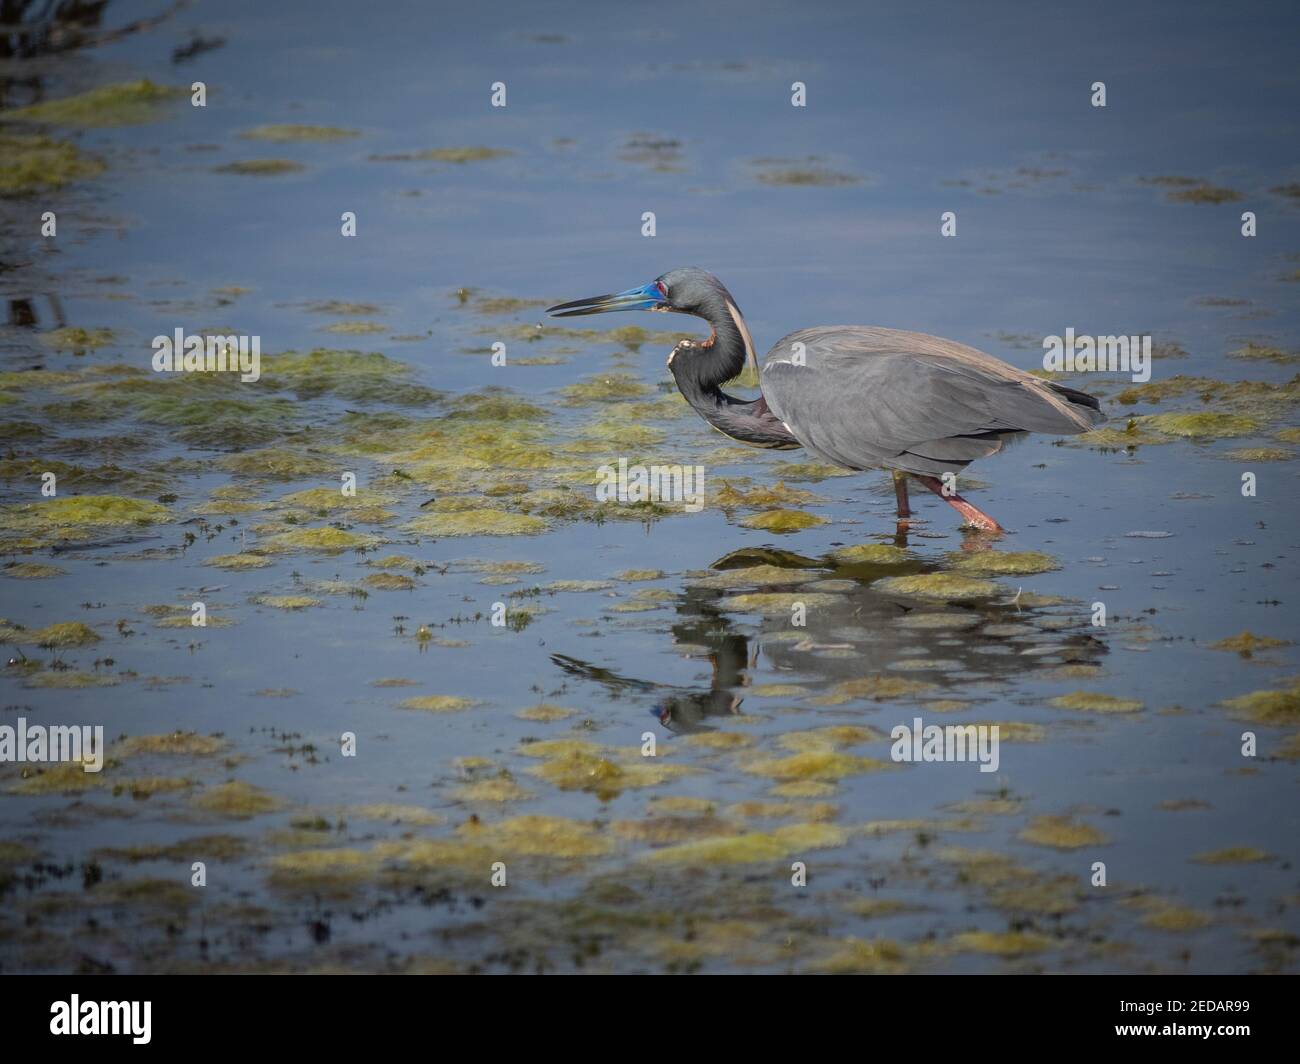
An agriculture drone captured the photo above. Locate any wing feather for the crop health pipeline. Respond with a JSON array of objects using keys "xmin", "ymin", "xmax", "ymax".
[{"xmin": 761, "ymin": 326, "xmax": 1103, "ymax": 475}]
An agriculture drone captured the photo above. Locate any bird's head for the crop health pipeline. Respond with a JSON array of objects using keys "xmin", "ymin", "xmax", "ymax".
[{"xmin": 547, "ymin": 266, "xmax": 733, "ymax": 320}]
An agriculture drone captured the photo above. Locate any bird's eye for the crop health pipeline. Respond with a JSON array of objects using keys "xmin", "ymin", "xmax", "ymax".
[{"xmin": 655, "ymin": 281, "xmax": 669, "ymax": 299}]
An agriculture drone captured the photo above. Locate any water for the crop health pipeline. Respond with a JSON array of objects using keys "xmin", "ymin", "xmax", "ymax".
[{"xmin": 0, "ymin": 0, "xmax": 1297, "ymax": 973}]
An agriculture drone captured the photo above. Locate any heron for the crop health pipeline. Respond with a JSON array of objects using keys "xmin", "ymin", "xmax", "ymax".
[{"xmin": 548, "ymin": 267, "xmax": 1103, "ymax": 531}]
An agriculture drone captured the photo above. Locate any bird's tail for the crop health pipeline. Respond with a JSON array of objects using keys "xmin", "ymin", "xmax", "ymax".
[{"xmin": 1047, "ymin": 383, "xmax": 1105, "ymax": 429}]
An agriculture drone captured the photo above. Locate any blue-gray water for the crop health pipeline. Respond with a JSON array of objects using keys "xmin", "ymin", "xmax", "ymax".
[{"xmin": 0, "ymin": 0, "xmax": 1297, "ymax": 973}]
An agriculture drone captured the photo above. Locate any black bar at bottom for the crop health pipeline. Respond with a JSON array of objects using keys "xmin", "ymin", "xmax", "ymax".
[{"xmin": 0, "ymin": 973, "xmax": 1287, "ymax": 1051}]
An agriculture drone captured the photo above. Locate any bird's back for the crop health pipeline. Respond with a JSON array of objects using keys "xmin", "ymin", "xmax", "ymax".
[{"xmin": 759, "ymin": 325, "xmax": 1103, "ymax": 476}]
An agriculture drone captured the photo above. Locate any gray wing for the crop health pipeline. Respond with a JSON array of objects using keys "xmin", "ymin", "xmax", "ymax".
[{"xmin": 760, "ymin": 326, "xmax": 1104, "ymax": 476}]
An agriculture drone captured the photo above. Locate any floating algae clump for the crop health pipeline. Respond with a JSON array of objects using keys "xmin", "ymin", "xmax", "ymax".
[
  {"xmin": 754, "ymin": 163, "xmax": 861, "ymax": 187},
  {"xmin": 149, "ymin": 603, "xmax": 234, "ymax": 628},
  {"xmin": 739, "ymin": 509, "xmax": 827, "ymax": 532},
  {"xmin": 264, "ymin": 526, "xmax": 378, "ymax": 552},
  {"xmin": 728, "ymin": 799, "xmax": 838, "ymax": 821},
  {"xmin": 778, "ymin": 725, "xmax": 884, "ymax": 751},
  {"xmin": 1143, "ymin": 412, "xmax": 1261, "ymax": 439},
  {"xmin": 2, "ymin": 562, "xmax": 66, "ymax": 579},
  {"xmin": 515, "ymin": 704, "xmax": 576, "ymax": 722},
  {"xmin": 193, "ymin": 781, "xmax": 281, "ymax": 818},
  {"xmin": 1018, "ymin": 815, "xmax": 1108, "ymax": 849},
  {"xmin": 5, "ymin": 80, "xmax": 185, "ymax": 127},
  {"xmin": 682, "ymin": 732, "xmax": 754, "ymax": 751},
  {"xmin": 1050, "ymin": 691, "xmax": 1143, "ymax": 714},
  {"xmin": 616, "ymin": 569, "xmax": 664, "ymax": 581},
  {"xmin": 559, "ymin": 372, "xmax": 653, "ymax": 404},
  {"xmin": 1208, "ymin": 631, "xmax": 1290, "ymax": 656},
  {"xmin": 811, "ymin": 675, "xmax": 935, "ymax": 704},
  {"xmin": 948, "ymin": 550, "xmax": 1060, "ymax": 575},
  {"xmin": 874, "ymin": 573, "xmax": 1000, "ymax": 600},
  {"xmin": 240, "ymin": 124, "xmax": 361, "ymax": 142},
  {"xmin": 7, "ymin": 762, "xmax": 105, "ymax": 794},
  {"xmin": 347, "ymin": 804, "xmax": 443, "ymax": 825},
  {"xmin": 23, "ymin": 670, "xmax": 119, "ymax": 689},
  {"xmin": 115, "ymin": 732, "xmax": 227, "ymax": 758},
  {"xmin": 817, "ymin": 938, "xmax": 910, "ymax": 974},
  {"xmin": 529, "ymin": 754, "xmax": 690, "ymax": 797},
  {"xmin": 690, "ymin": 565, "xmax": 820, "ymax": 590},
  {"xmin": 214, "ymin": 159, "xmax": 305, "ymax": 176},
  {"xmin": 1191, "ymin": 846, "xmax": 1272, "ymax": 865},
  {"xmin": 136, "ymin": 395, "xmax": 301, "ymax": 449},
  {"xmin": 322, "ymin": 320, "xmax": 387, "ymax": 335},
  {"xmin": 364, "ymin": 573, "xmax": 416, "ymax": 590},
  {"xmin": 1142, "ymin": 905, "xmax": 1211, "ymax": 931},
  {"xmin": 219, "ymin": 448, "xmax": 334, "ymax": 478},
  {"xmin": 399, "ymin": 695, "xmax": 479, "ymax": 712},
  {"xmin": 205, "ymin": 553, "xmax": 272, "ymax": 571},
  {"xmin": 27, "ymin": 621, "xmax": 100, "ymax": 648},
  {"xmin": 973, "ymin": 721, "xmax": 1046, "ymax": 742},
  {"xmin": 1166, "ymin": 184, "xmax": 1242, "ymax": 205},
  {"xmin": 718, "ymin": 592, "xmax": 841, "ymax": 614},
  {"xmin": 544, "ymin": 579, "xmax": 613, "ymax": 592},
  {"xmin": 613, "ymin": 814, "xmax": 740, "ymax": 845},
  {"xmin": 1230, "ymin": 341, "xmax": 1299, "ymax": 365},
  {"xmin": 266, "ymin": 848, "xmax": 380, "ymax": 893},
  {"xmin": 643, "ymin": 823, "xmax": 846, "ymax": 865},
  {"xmin": 252, "ymin": 594, "xmax": 321, "ymax": 610},
  {"xmin": 369, "ymin": 146, "xmax": 512, "ymax": 163},
  {"xmin": 0, "ymin": 494, "xmax": 170, "ymax": 549},
  {"xmin": 831, "ymin": 544, "xmax": 911, "ymax": 566},
  {"xmin": 1223, "ymin": 447, "xmax": 1293, "ymax": 461},
  {"xmin": 95, "ymin": 835, "xmax": 249, "ymax": 863},
  {"xmin": 457, "ymin": 815, "xmax": 611, "ymax": 858},
  {"xmin": 742, "ymin": 751, "xmax": 895, "ymax": 781},
  {"xmin": 949, "ymin": 931, "xmax": 1053, "ymax": 957},
  {"xmin": 1221, "ymin": 678, "xmax": 1300, "ymax": 725},
  {"xmin": 713, "ymin": 481, "xmax": 818, "ymax": 508},
  {"xmin": 41, "ymin": 327, "xmax": 114, "ymax": 351},
  {"xmin": 0, "ymin": 132, "xmax": 105, "ymax": 195},
  {"xmin": 280, "ymin": 486, "xmax": 397, "ymax": 513},
  {"xmin": 404, "ymin": 510, "xmax": 547, "ymax": 537},
  {"xmin": 453, "ymin": 778, "xmax": 534, "ymax": 803},
  {"xmin": 988, "ymin": 878, "xmax": 1081, "ymax": 917},
  {"xmin": 519, "ymin": 739, "xmax": 691, "ymax": 798}
]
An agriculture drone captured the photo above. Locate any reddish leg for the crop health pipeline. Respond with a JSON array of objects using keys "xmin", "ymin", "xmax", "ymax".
[
  {"xmin": 892, "ymin": 470, "xmax": 912, "ymax": 519},
  {"xmin": 914, "ymin": 474, "xmax": 1005, "ymax": 532}
]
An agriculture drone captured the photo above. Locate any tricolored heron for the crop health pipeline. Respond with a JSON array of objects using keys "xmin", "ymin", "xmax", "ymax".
[{"xmin": 548, "ymin": 267, "xmax": 1103, "ymax": 531}]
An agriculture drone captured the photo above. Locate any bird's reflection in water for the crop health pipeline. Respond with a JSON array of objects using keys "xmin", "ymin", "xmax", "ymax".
[{"xmin": 552, "ymin": 544, "xmax": 1106, "ymax": 734}]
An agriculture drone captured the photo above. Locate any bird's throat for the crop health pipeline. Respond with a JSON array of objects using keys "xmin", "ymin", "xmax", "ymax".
[
  {"xmin": 667, "ymin": 300, "xmax": 752, "ymax": 414},
  {"xmin": 667, "ymin": 302, "xmax": 798, "ymax": 450}
]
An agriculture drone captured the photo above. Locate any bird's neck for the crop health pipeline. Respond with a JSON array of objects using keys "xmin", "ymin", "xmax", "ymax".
[{"xmin": 668, "ymin": 298, "xmax": 755, "ymax": 417}]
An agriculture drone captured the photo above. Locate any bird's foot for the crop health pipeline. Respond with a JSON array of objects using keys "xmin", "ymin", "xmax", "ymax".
[
  {"xmin": 955, "ymin": 506, "xmax": 1005, "ymax": 534},
  {"xmin": 913, "ymin": 475, "xmax": 1006, "ymax": 533}
]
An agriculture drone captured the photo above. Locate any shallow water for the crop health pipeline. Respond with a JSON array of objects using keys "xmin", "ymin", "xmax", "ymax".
[{"xmin": 1, "ymin": 0, "xmax": 1298, "ymax": 973}]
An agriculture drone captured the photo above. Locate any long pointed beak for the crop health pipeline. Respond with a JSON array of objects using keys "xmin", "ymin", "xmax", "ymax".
[{"xmin": 547, "ymin": 283, "xmax": 666, "ymax": 317}]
